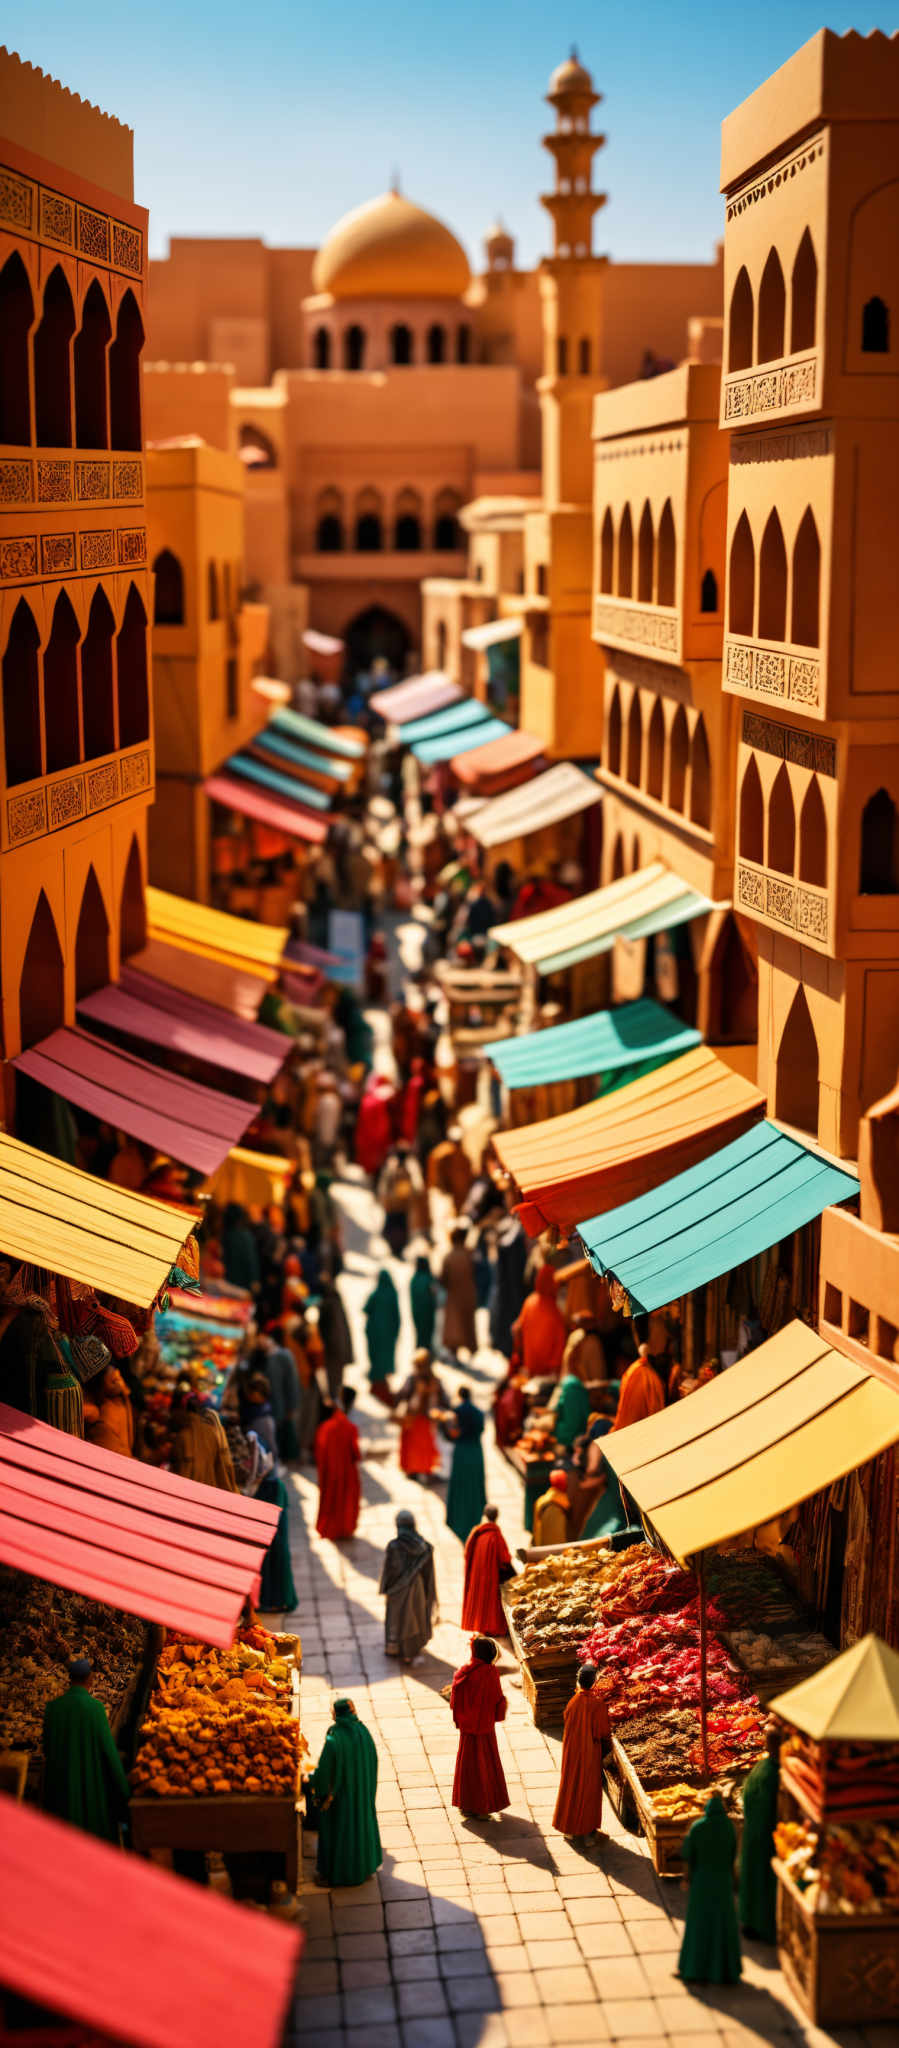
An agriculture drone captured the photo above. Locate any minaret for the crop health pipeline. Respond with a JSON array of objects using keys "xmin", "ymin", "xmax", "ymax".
[{"xmin": 538, "ymin": 50, "xmax": 608, "ymax": 506}]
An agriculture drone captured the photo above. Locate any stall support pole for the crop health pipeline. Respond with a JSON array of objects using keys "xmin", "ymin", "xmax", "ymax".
[{"xmin": 698, "ymin": 1549, "xmax": 709, "ymax": 1779}]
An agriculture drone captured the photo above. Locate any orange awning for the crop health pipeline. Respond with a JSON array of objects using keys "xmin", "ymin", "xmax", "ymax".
[
  {"xmin": 492, "ymin": 1044, "xmax": 765, "ymax": 1236},
  {"xmin": 450, "ymin": 728, "xmax": 545, "ymax": 796}
]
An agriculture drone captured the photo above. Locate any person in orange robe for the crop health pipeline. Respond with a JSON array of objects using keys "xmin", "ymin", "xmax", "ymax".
[
  {"xmin": 315, "ymin": 1387, "xmax": 361, "ymax": 1539},
  {"xmin": 461, "ymin": 1507, "xmax": 512, "ymax": 1636},
  {"xmin": 612, "ymin": 1344, "xmax": 667, "ymax": 1432},
  {"xmin": 451, "ymin": 1636, "xmax": 510, "ymax": 1819},
  {"xmin": 553, "ymin": 1663, "xmax": 611, "ymax": 1840},
  {"xmin": 513, "ymin": 1265, "xmax": 567, "ymax": 1379}
]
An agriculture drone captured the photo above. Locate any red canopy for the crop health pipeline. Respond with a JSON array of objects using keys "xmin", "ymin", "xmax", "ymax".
[
  {"xmin": 0, "ymin": 1403, "xmax": 279, "ymax": 1646},
  {"xmin": 78, "ymin": 972, "xmax": 288, "ymax": 1087},
  {"xmin": 14, "ymin": 1027, "xmax": 256, "ymax": 1178},
  {"xmin": 449, "ymin": 727, "xmax": 545, "ymax": 795},
  {"xmin": 0, "ymin": 1794, "xmax": 302, "ymax": 2048},
  {"xmin": 205, "ymin": 770, "xmax": 327, "ymax": 845}
]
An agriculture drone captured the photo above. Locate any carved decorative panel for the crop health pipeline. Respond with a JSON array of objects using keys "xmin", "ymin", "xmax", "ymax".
[
  {"xmin": 86, "ymin": 763, "xmax": 119, "ymax": 809},
  {"xmin": 593, "ymin": 602, "xmax": 678, "ymax": 653},
  {"xmin": 7, "ymin": 790, "xmax": 47, "ymax": 844},
  {"xmin": 0, "ymin": 162, "xmax": 143, "ymax": 276},
  {"xmin": 742, "ymin": 711, "xmax": 836, "ymax": 777},
  {"xmin": 120, "ymin": 749, "xmax": 151, "ymax": 793},
  {"xmin": 0, "ymin": 169, "xmax": 34, "ymax": 230},
  {"xmin": 48, "ymin": 776, "xmax": 85, "ymax": 829},
  {"xmin": 39, "ymin": 189, "xmax": 75, "ymax": 246},
  {"xmin": 112, "ymin": 461, "xmax": 143, "ymax": 500},
  {"xmin": 37, "ymin": 461, "xmax": 72, "ymax": 504},
  {"xmin": 117, "ymin": 527, "xmax": 147, "ymax": 565},
  {"xmin": 0, "ymin": 462, "xmax": 34, "ymax": 505},
  {"xmin": 726, "ymin": 136, "xmax": 826, "ymax": 220},
  {"xmin": 75, "ymin": 462, "xmax": 110, "ymax": 501},
  {"xmin": 725, "ymin": 639, "xmax": 820, "ymax": 709},
  {"xmin": 737, "ymin": 865, "xmax": 765, "ymax": 911},
  {"xmin": 731, "ymin": 426, "xmax": 831, "ymax": 465},
  {"xmin": 737, "ymin": 859, "xmax": 829, "ymax": 945},
  {"xmin": 0, "ymin": 537, "xmax": 38, "ymax": 579},
  {"xmin": 78, "ymin": 206, "xmax": 110, "ymax": 262},
  {"xmin": 41, "ymin": 533, "xmax": 76, "ymax": 574},
  {"xmin": 724, "ymin": 356, "xmax": 817, "ymax": 422},
  {"xmin": 80, "ymin": 530, "xmax": 115, "ymax": 571},
  {"xmin": 112, "ymin": 221, "xmax": 142, "ymax": 273}
]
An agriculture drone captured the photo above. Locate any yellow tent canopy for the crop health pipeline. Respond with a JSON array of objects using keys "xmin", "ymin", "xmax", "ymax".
[
  {"xmin": 145, "ymin": 888, "xmax": 287, "ymax": 980},
  {"xmin": 0, "ymin": 1132, "xmax": 197, "ymax": 1308},
  {"xmin": 601, "ymin": 1320, "xmax": 899, "ymax": 1565},
  {"xmin": 208, "ymin": 1146, "xmax": 296, "ymax": 1210},
  {"xmin": 769, "ymin": 1635, "xmax": 899, "ymax": 1743}
]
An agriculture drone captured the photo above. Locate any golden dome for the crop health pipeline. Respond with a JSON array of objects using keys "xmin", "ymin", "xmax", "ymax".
[
  {"xmin": 548, "ymin": 52, "xmax": 595, "ymax": 96},
  {"xmin": 312, "ymin": 190, "xmax": 471, "ymax": 300}
]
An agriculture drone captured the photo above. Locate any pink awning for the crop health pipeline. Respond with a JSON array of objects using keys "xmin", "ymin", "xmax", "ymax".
[
  {"xmin": 303, "ymin": 628, "xmax": 344, "ymax": 656},
  {"xmin": 14, "ymin": 1027, "xmax": 255, "ymax": 1177},
  {"xmin": 0, "ymin": 1401, "xmax": 279, "ymax": 1644},
  {"xmin": 0, "ymin": 1794, "xmax": 302, "ymax": 2048},
  {"xmin": 285, "ymin": 938, "xmax": 344, "ymax": 974},
  {"xmin": 205, "ymin": 770, "xmax": 327, "ymax": 845},
  {"xmin": 130, "ymin": 936, "xmax": 270, "ymax": 1025},
  {"xmin": 77, "ymin": 972, "xmax": 288, "ymax": 1087},
  {"xmin": 370, "ymin": 671, "xmax": 462, "ymax": 722}
]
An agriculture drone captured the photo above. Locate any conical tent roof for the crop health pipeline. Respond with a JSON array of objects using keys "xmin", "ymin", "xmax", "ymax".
[{"xmin": 770, "ymin": 1634, "xmax": 899, "ymax": 1742}]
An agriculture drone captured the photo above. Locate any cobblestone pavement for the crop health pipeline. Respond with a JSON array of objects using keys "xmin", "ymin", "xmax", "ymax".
[{"xmin": 268, "ymin": 1164, "xmax": 892, "ymax": 2048}]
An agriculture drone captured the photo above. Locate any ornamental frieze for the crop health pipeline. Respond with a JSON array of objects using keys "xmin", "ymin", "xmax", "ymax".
[
  {"xmin": 724, "ymin": 356, "xmax": 817, "ymax": 423},
  {"xmin": 0, "ymin": 162, "xmax": 142, "ymax": 275},
  {"xmin": 726, "ymin": 136, "xmax": 826, "ymax": 220},
  {"xmin": 725, "ymin": 638, "xmax": 820, "ymax": 709},
  {"xmin": 742, "ymin": 711, "xmax": 836, "ymax": 777},
  {"xmin": 593, "ymin": 601, "xmax": 678, "ymax": 653},
  {"xmin": 737, "ymin": 861, "xmax": 829, "ymax": 945}
]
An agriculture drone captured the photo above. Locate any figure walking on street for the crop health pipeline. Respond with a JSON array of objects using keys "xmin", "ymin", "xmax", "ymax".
[
  {"xmin": 678, "ymin": 1792, "xmax": 743, "ymax": 1984},
  {"xmin": 462, "ymin": 1506, "xmax": 513, "ymax": 1635},
  {"xmin": 441, "ymin": 1223, "xmax": 478, "ymax": 1359},
  {"xmin": 315, "ymin": 1386, "xmax": 361, "ymax": 1539},
  {"xmin": 364, "ymin": 1267, "xmax": 400, "ymax": 1407},
  {"xmin": 379, "ymin": 1509, "xmax": 437, "ymax": 1663},
  {"xmin": 450, "ymin": 1635, "xmax": 510, "ymax": 1820},
  {"xmin": 446, "ymin": 1387, "xmax": 487, "ymax": 1543},
  {"xmin": 553, "ymin": 1663, "xmax": 610, "ymax": 1841},
  {"xmin": 307, "ymin": 1697, "xmax": 382, "ymax": 1888}
]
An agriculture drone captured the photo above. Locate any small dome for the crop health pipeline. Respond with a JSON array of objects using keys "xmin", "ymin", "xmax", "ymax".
[
  {"xmin": 313, "ymin": 190, "xmax": 471, "ymax": 300},
  {"xmin": 548, "ymin": 51, "xmax": 594, "ymax": 96}
]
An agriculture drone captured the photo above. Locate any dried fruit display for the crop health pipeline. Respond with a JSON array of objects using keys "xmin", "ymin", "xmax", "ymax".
[
  {"xmin": 0, "ymin": 1570, "xmax": 145, "ymax": 1754},
  {"xmin": 508, "ymin": 1546, "xmax": 625, "ymax": 1657},
  {"xmin": 781, "ymin": 1732, "xmax": 899, "ymax": 1817},
  {"xmin": 131, "ymin": 1623, "xmax": 306, "ymax": 1799},
  {"xmin": 775, "ymin": 1817, "xmax": 899, "ymax": 1913}
]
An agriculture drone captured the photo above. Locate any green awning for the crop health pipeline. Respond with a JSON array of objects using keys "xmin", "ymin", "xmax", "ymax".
[
  {"xmin": 578, "ymin": 1120, "xmax": 859, "ymax": 1314},
  {"xmin": 398, "ymin": 698, "xmax": 494, "ymax": 745},
  {"xmin": 484, "ymin": 997, "xmax": 701, "ymax": 1090},
  {"xmin": 254, "ymin": 726, "xmax": 352, "ymax": 781},
  {"xmin": 270, "ymin": 707, "xmax": 365, "ymax": 759},
  {"xmin": 414, "ymin": 717, "xmax": 511, "ymax": 767}
]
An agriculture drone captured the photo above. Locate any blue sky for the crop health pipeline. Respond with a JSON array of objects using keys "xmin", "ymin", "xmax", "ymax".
[{"xmin": 8, "ymin": 4, "xmax": 899, "ymax": 264}]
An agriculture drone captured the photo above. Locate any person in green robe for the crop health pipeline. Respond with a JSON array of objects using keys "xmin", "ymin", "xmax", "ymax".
[
  {"xmin": 739, "ymin": 1724, "xmax": 780, "ymax": 1942},
  {"xmin": 552, "ymin": 1372, "xmax": 591, "ymax": 1451},
  {"xmin": 678, "ymin": 1792, "xmax": 742, "ymax": 1984},
  {"xmin": 446, "ymin": 1388, "xmax": 486, "ymax": 1543},
  {"xmin": 410, "ymin": 1252, "xmax": 437, "ymax": 1352},
  {"xmin": 42, "ymin": 1658, "xmax": 130, "ymax": 1844},
  {"xmin": 255, "ymin": 1471, "xmax": 298, "ymax": 1613},
  {"xmin": 364, "ymin": 1268, "xmax": 400, "ymax": 1402},
  {"xmin": 307, "ymin": 1696, "xmax": 382, "ymax": 1888}
]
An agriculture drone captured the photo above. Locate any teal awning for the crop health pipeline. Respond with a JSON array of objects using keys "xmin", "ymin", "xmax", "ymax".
[
  {"xmin": 484, "ymin": 998, "xmax": 701, "ymax": 1090},
  {"xmin": 253, "ymin": 726, "xmax": 352, "ymax": 782},
  {"xmin": 271, "ymin": 707, "xmax": 364, "ymax": 759},
  {"xmin": 398, "ymin": 698, "xmax": 494, "ymax": 746},
  {"xmin": 414, "ymin": 717, "xmax": 511, "ymax": 766},
  {"xmin": 225, "ymin": 752, "xmax": 331, "ymax": 812},
  {"xmin": 578, "ymin": 1121, "xmax": 859, "ymax": 1315}
]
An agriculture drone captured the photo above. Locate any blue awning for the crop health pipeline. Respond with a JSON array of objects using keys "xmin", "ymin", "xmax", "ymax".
[
  {"xmin": 270, "ymin": 707, "xmax": 364, "ymax": 758},
  {"xmin": 224, "ymin": 753, "xmax": 331, "ymax": 812},
  {"xmin": 485, "ymin": 997, "xmax": 701, "ymax": 1090},
  {"xmin": 253, "ymin": 726, "xmax": 352, "ymax": 782},
  {"xmin": 414, "ymin": 717, "xmax": 512, "ymax": 767},
  {"xmin": 577, "ymin": 1121, "xmax": 859, "ymax": 1315},
  {"xmin": 398, "ymin": 699, "xmax": 494, "ymax": 745}
]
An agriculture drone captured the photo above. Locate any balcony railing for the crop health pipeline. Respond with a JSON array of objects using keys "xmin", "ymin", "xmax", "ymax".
[
  {"xmin": 736, "ymin": 855, "xmax": 829, "ymax": 949},
  {"xmin": 592, "ymin": 594, "xmax": 680, "ymax": 663},
  {"xmin": 2, "ymin": 740, "xmax": 153, "ymax": 855}
]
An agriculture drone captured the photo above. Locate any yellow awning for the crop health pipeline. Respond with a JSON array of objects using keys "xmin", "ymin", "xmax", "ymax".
[
  {"xmin": 207, "ymin": 1146, "xmax": 296, "ymax": 1209},
  {"xmin": 489, "ymin": 862, "xmax": 718, "ymax": 974},
  {"xmin": 145, "ymin": 888, "xmax": 287, "ymax": 979},
  {"xmin": 0, "ymin": 1132, "xmax": 197, "ymax": 1308},
  {"xmin": 769, "ymin": 1636, "xmax": 899, "ymax": 1742},
  {"xmin": 602, "ymin": 1320, "xmax": 899, "ymax": 1565}
]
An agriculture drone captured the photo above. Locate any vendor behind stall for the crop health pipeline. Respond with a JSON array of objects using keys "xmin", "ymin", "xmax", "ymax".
[{"xmin": 42, "ymin": 1657, "xmax": 130, "ymax": 1844}]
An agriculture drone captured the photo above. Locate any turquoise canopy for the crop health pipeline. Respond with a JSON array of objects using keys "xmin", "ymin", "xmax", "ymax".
[
  {"xmin": 485, "ymin": 997, "xmax": 701, "ymax": 1090},
  {"xmin": 253, "ymin": 725, "xmax": 352, "ymax": 782},
  {"xmin": 225, "ymin": 751, "xmax": 331, "ymax": 812},
  {"xmin": 577, "ymin": 1120, "xmax": 859, "ymax": 1315},
  {"xmin": 414, "ymin": 717, "xmax": 511, "ymax": 766},
  {"xmin": 398, "ymin": 698, "xmax": 494, "ymax": 745},
  {"xmin": 271, "ymin": 707, "xmax": 364, "ymax": 758}
]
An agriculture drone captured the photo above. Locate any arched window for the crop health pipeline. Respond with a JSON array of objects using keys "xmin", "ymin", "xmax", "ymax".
[
  {"xmin": 599, "ymin": 508, "xmax": 614, "ymax": 592},
  {"xmin": 43, "ymin": 591, "xmax": 81, "ymax": 775},
  {"xmin": 0, "ymin": 252, "xmax": 34, "ymax": 444},
  {"xmin": 767, "ymin": 761, "xmax": 795, "ymax": 875},
  {"xmin": 617, "ymin": 505, "xmax": 633, "ymax": 597},
  {"xmin": 791, "ymin": 229, "xmax": 817, "ymax": 353},
  {"xmin": 117, "ymin": 583, "xmax": 149, "ymax": 747},
  {"xmin": 637, "ymin": 501, "xmax": 654, "ymax": 602},
  {"xmin": 75, "ymin": 868, "xmax": 110, "ymax": 1000},
  {"xmin": 81, "ymin": 589, "xmax": 116, "ymax": 759},
  {"xmin": 626, "ymin": 691, "xmax": 642, "ymax": 784},
  {"xmin": 208, "ymin": 562, "xmax": 220, "ymax": 621},
  {"xmin": 859, "ymin": 789, "xmax": 899, "ymax": 894},
  {"xmin": 729, "ymin": 266, "xmax": 753, "ymax": 372},
  {"xmin": 606, "ymin": 686, "xmax": 622, "ymax": 775},
  {"xmin": 313, "ymin": 326, "xmax": 331, "ymax": 370},
  {"xmin": 3, "ymin": 600, "xmax": 41, "ymax": 785},
  {"xmin": 19, "ymin": 891, "xmax": 64, "ymax": 1050},
  {"xmin": 689, "ymin": 713, "xmax": 711, "ymax": 829},
  {"xmin": 862, "ymin": 296, "xmax": 890, "ymax": 354},
  {"xmin": 390, "ymin": 323, "xmax": 413, "ymax": 366},
  {"xmin": 456, "ymin": 324, "xmax": 471, "ymax": 364},
  {"xmin": 657, "ymin": 499, "xmax": 676, "ymax": 606},
  {"xmin": 152, "ymin": 549, "xmax": 184, "ymax": 625},
  {"xmin": 578, "ymin": 337, "xmax": 590, "ymax": 374},
  {"xmin": 729, "ymin": 510, "xmax": 755, "ymax": 635},
  {"xmin": 344, "ymin": 324, "xmax": 366, "ymax": 371},
  {"xmin": 739, "ymin": 754, "xmax": 764, "ymax": 863},
  {"xmin": 34, "ymin": 265, "xmax": 75, "ymax": 446},
  {"xmin": 556, "ymin": 335, "xmax": 568, "ymax": 375},
  {"xmin": 707, "ymin": 916, "xmax": 758, "ymax": 1042},
  {"xmin": 355, "ymin": 492, "xmax": 383, "ymax": 551},
  {"xmin": 700, "ymin": 568, "xmax": 718, "ymax": 614},
  {"xmin": 647, "ymin": 698, "xmax": 664, "ymax": 799},
  {"xmin": 316, "ymin": 515, "xmax": 343, "ymax": 551},
  {"xmin": 238, "ymin": 424, "xmax": 276, "ymax": 470},
  {"xmin": 74, "ymin": 279, "xmax": 110, "ymax": 449},
  {"xmin": 668, "ymin": 703, "xmax": 688, "ymax": 811},
  {"xmin": 799, "ymin": 775, "xmax": 827, "ymax": 887},
  {"xmin": 427, "ymin": 323, "xmax": 446, "ymax": 364},
  {"xmin": 120, "ymin": 834, "xmax": 146, "ymax": 957},
  {"xmin": 433, "ymin": 491, "xmax": 462, "ymax": 550},
  {"xmin": 758, "ymin": 509, "xmax": 787, "ymax": 641},
  {"xmin": 791, "ymin": 508, "xmax": 820, "ymax": 647},
  {"xmin": 757, "ymin": 248, "xmax": 786, "ymax": 364},
  {"xmin": 775, "ymin": 985, "xmax": 820, "ymax": 1136},
  {"xmin": 610, "ymin": 833, "xmax": 625, "ymax": 881},
  {"xmin": 631, "ymin": 834, "xmax": 642, "ymax": 873},
  {"xmin": 108, "ymin": 290, "xmax": 143, "ymax": 450},
  {"xmin": 394, "ymin": 490, "xmax": 422, "ymax": 551}
]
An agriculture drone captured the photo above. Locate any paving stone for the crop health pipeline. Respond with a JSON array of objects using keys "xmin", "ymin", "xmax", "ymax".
[
  {"xmin": 513, "ymin": 1907, "xmax": 570, "ymax": 1939},
  {"xmin": 586, "ymin": 1956, "xmax": 651, "ymax": 2000},
  {"xmin": 289, "ymin": 1992, "xmax": 343, "ymax": 2031},
  {"xmin": 574, "ymin": 1918, "xmax": 635, "ymax": 1958},
  {"xmin": 445, "ymin": 1976, "xmax": 502, "ymax": 2013},
  {"xmin": 396, "ymin": 1979, "xmax": 450, "ymax": 2018},
  {"xmin": 493, "ymin": 1972, "xmax": 542, "ymax": 2009},
  {"xmin": 392, "ymin": 1952, "xmax": 442, "ymax": 1982},
  {"xmin": 602, "ymin": 2000, "xmax": 665, "ymax": 2038},
  {"xmin": 503, "ymin": 2016, "xmax": 552, "ymax": 2047},
  {"xmin": 401, "ymin": 2022, "xmax": 457, "ymax": 2048},
  {"xmin": 453, "ymin": 2017, "xmax": 509, "ymax": 2048},
  {"xmin": 389, "ymin": 1927, "xmax": 440, "ymax": 1957},
  {"xmin": 532, "ymin": 1966, "xmax": 596, "ymax": 2006},
  {"xmin": 543, "ymin": 2007, "xmax": 612, "ymax": 2043},
  {"xmin": 435, "ymin": 1922, "xmax": 488, "ymax": 1954},
  {"xmin": 484, "ymin": 1943, "xmax": 531, "ymax": 1973},
  {"xmin": 293, "ymin": 1961, "xmax": 339, "ymax": 1996},
  {"xmin": 386, "ymin": 1899, "xmax": 433, "ymax": 1929},
  {"xmin": 341, "ymin": 1985, "xmax": 397, "ymax": 2026},
  {"xmin": 336, "ymin": 1933, "xmax": 389, "ymax": 1961},
  {"xmin": 655, "ymin": 1998, "xmax": 730, "ymax": 2033}
]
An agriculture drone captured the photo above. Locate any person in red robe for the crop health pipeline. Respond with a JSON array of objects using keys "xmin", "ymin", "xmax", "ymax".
[
  {"xmin": 552, "ymin": 1663, "xmax": 611, "ymax": 1840},
  {"xmin": 461, "ymin": 1507, "xmax": 512, "ymax": 1636},
  {"xmin": 451, "ymin": 1635, "xmax": 510, "ymax": 1819},
  {"xmin": 354, "ymin": 1074, "xmax": 396, "ymax": 1178},
  {"xmin": 612, "ymin": 1343, "xmax": 667, "ymax": 1433},
  {"xmin": 493, "ymin": 1353, "xmax": 526, "ymax": 1448},
  {"xmin": 315, "ymin": 1387, "xmax": 361, "ymax": 1539},
  {"xmin": 399, "ymin": 1056, "xmax": 428, "ymax": 1146}
]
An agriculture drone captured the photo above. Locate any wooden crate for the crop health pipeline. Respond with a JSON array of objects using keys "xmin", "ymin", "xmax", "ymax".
[
  {"xmin": 503, "ymin": 1591, "xmax": 576, "ymax": 1731},
  {"xmin": 775, "ymin": 1860, "xmax": 899, "ymax": 2027},
  {"xmin": 612, "ymin": 1735, "xmax": 743, "ymax": 1881}
]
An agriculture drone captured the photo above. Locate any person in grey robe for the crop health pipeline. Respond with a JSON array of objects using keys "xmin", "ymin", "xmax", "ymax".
[
  {"xmin": 318, "ymin": 1269, "xmax": 354, "ymax": 1403},
  {"xmin": 379, "ymin": 1509, "xmax": 437, "ymax": 1663}
]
